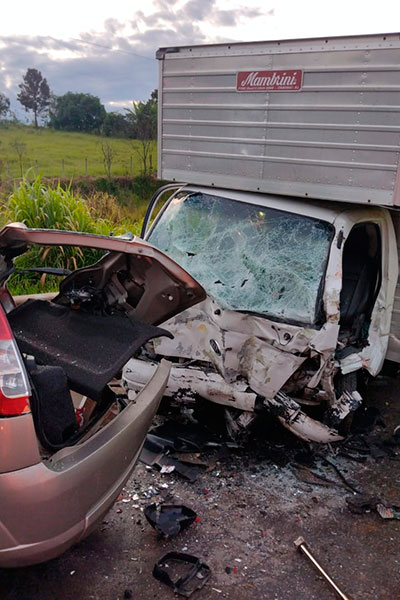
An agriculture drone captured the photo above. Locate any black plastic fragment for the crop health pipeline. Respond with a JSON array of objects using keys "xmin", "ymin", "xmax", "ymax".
[
  {"xmin": 153, "ymin": 552, "xmax": 211, "ymax": 597},
  {"xmin": 148, "ymin": 421, "xmax": 223, "ymax": 452},
  {"xmin": 144, "ymin": 504, "xmax": 197, "ymax": 537},
  {"xmin": 139, "ymin": 438, "xmax": 203, "ymax": 482},
  {"xmin": 345, "ymin": 495, "xmax": 381, "ymax": 514}
]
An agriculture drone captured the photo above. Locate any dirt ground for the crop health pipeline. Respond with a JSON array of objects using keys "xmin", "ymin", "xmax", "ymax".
[{"xmin": 1, "ymin": 373, "xmax": 399, "ymax": 600}]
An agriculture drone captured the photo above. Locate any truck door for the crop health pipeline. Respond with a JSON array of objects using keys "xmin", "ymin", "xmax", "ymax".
[{"xmin": 339, "ymin": 222, "xmax": 382, "ymax": 352}]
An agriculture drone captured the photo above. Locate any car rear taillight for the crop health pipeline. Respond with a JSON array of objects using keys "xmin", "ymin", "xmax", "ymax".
[{"xmin": 0, "ymin": 305, "xmax": 31, "ymax": 416}]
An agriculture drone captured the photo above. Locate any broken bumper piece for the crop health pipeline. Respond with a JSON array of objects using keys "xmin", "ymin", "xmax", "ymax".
[
  {"xmin": 153, "ymin": 552, "xmax": 211, "ymax": 597},
  {"xmin": 261, "ymin": 391, "xmax": 344, "ymax": 443},
  {"xmin": 144, "ymin": 504, "xmax": 197, "ymax": 537}
]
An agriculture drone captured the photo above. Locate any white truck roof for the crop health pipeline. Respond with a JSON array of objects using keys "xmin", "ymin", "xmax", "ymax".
[{"xmin": 157, "ymin": 32, "xmax": 400, "ymax": 207}]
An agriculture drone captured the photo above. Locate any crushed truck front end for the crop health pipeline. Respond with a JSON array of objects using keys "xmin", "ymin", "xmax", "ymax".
[{"xmin": 125, "ymin": 186, "xmax": 398, "ymax": 442}]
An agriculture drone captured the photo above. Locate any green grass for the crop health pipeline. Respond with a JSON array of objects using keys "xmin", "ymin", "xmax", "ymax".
[
  {"xmin": 3, "ymin": 175, "xmax": 143, "ymax": 295},
  {"xmin": 0, "ymin": 124, "xmax": 156, "ymax": 179}
]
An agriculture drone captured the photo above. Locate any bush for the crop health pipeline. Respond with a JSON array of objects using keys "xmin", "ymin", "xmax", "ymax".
[
  {"xmin": 8, "ymin": 175, "xmax": 97, "ymax": 232},
  {"xmin": 95, "ymin": 176, "xmax": 119, "ymax": 196},
  {"xmin": 4, "ymin": 174, "xmax": 141, "ymax": 294}
]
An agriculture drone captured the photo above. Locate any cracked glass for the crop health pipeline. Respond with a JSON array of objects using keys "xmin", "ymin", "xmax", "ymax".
[{"xmin": 148, "ymin": 192, "xmax": 333, "ymax": 324}]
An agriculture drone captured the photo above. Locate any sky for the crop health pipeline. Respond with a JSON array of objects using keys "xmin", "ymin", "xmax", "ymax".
[{"xmin": 1, "ymin": 0, "xmax": 399, "ymax": 120}]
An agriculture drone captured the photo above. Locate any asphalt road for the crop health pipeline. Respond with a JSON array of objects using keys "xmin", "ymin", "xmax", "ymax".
[{"xmin": 1, "ymin": 373, "xmax": 399, "ymax": 600}]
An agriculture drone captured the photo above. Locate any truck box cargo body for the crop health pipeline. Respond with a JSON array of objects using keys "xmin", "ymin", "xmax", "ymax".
[
  {"xmin": 124, "ymin": 34, "xmax": 400, "ymax": 444},
  {"xmin": 157, "ymin": 33, "xmax": 400, "ymax": 206}
]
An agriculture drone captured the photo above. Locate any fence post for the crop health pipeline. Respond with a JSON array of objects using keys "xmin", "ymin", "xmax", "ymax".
[
  {"xmin": 61, "ymin": 159, "xmax": 65, "ymax": 177},
  {"xmin": 85, "ymin": 158, "xmax": 88, "ymax": 176}
]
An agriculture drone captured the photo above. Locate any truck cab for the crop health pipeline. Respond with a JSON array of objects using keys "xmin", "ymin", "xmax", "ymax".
[{"xmin": 124, "ymin": 185, "xmax": 399, "ymax": 442}]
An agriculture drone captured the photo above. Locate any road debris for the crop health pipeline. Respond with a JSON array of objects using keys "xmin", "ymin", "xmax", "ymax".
[
  {"xmin": 147, "ymin": 421, "xmax": 223, "ymax": 452},
  {"xmin": 294, "ymin": 536, "xmax": 353, "ymax": 600},
  {"xmin": 139, "ymin": 419, "xmax": 230, "ymax": 482},
  {"xmin": 345, "ymin": 495, "xmax": 381, "ymax": 514},
  {"xmin": 140, "ymin": 437, "xmax": 203, "ymax": 482},
  {"xmin": 376, "ymin": 504, "xmax": 400, "ymax": 520},
  {"xmin": 153, "ymin": 552, "xmax": 211, "ymax": 597},
  {"xmin": 346, "ymin": 495, "xmax": 400, "ymax": 520},
  {"xmin": 144, "ymin": 504, "xmax": 197, "ymax": 537}
]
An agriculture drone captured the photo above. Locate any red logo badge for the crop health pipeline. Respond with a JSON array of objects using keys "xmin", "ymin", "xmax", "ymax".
[{"xmin": 237, "ymin": 70, "xmax": 303, "ymax": 92}]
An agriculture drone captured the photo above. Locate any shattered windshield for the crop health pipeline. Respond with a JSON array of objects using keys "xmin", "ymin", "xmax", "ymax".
[{"xmin": 148, "ymin": 192, "xmax": 333, "ymax": 324}]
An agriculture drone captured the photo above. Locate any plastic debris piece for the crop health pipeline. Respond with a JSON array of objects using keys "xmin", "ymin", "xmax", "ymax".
[
  {"xmin": 144, "ymin": 504, "xmax": 197, "ymax": 538},
  {"xmin": 160, "ymin": 465, "xmax": 175, "ymax": 474},
  {"xmin": 139, "ymin": 438, "xmax": 202, "ymax": 482},
  {"xmin": 173, "ymin": 452, "xmax": 211, "ymax": 469},
  {"xmin": 153, "ymin": 552, "xmax": 211, "ymax": 597},
  {"xmin": 158, "ymin": 457, "xmax": 201, "ymax": 482},
  {"xmin": 346, "ymin": 496, "xmax": 400, "ymax": 520},
  {"xmin": 377, "ymin": 503, "xmax": 400, "ymax": 520},
  {"xmin": 148, "ymin": 421, "xmax": 223, "ymax": 452},
  {"xmin": 346, "ymin": 495, "xmax": 380, "ymax": 514}
]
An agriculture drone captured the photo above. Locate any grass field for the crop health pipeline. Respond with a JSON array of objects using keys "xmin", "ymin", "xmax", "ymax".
[{"xmin": 0, "ymin": 124, "xmax": 156, "ymax": 179}]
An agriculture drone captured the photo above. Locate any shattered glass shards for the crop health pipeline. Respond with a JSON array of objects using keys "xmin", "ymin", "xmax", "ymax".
[{"xmin": 149, "ymin": 192, "xmax": 333, "ymax": 324}]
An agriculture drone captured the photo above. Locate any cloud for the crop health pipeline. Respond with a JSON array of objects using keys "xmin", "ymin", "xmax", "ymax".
[
  {"xmin": 0, "ymin": 34, "xmax": 157, "ymax": 119},
  {"xmin": 0, "ymin": 1, "xmax": 275, "ymax": 120},
  {"xmin": 183, "ymin": 0, "xmax": 217, "ymax": 21}
]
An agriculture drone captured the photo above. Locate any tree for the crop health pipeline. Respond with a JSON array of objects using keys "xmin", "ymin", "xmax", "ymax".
[
  {"xmin": 150, "ymin": 88, "xmax": 158, "ymax": 103},
  {"xmin": 10, "ymin": 139, "xmax": 27, "ymax": 177},
  {"xmin": 50, "ymin": 92, "xmax": 106, "ymax": 133},
  {"xmin": 17, "ymin": 69, "xmax": 51, "ymax": 128},
  {"xmin": 125, "ymin": 94, "xmax": 157, "ymax": 175},
  {"xmin": 103, "ymin": 112, "xmax": 131, "ymax": 138},
  {"xmin": 0, "ymin": 93, "xmax": 10, "ymax": 118},
  {"xmin": 100, "ymin": 140, "xmax": 114, "ymax": 178}
]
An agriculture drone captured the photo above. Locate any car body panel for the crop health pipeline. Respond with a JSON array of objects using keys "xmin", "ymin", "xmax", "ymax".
[
  {"xmin": 0, "ymin": 359, "xmax": 170, "ymax": 568},
  {"xmin": 0, "ymin": 224, "xmax": 206, "ymax": 326},
  {"xmin": 0, "ymin": 225, "xmax": 207, "ymax": 567},
  {"xmin": 0, "ymin": 413, "xmax": 40, "ymax": 473}
]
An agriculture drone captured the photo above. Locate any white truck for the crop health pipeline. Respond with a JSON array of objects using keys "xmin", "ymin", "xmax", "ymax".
[{"xmin": 124, "ymin": 32, "xmax": 400, "ymax": 443}]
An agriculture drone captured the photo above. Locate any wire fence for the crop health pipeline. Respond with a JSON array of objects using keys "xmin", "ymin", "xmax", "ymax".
[{"xmin": 1, "ymin": 154, "xmax": 155, "ymax": 181}]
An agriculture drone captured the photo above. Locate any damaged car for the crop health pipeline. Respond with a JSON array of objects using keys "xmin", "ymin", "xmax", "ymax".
[
  {"xmin": 123, "ymin": 185, "xmax": 399, "ymax": 443},
  {"xmin": 0, "ymin": 223, "xmax": 204, "ymax": 567}
]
